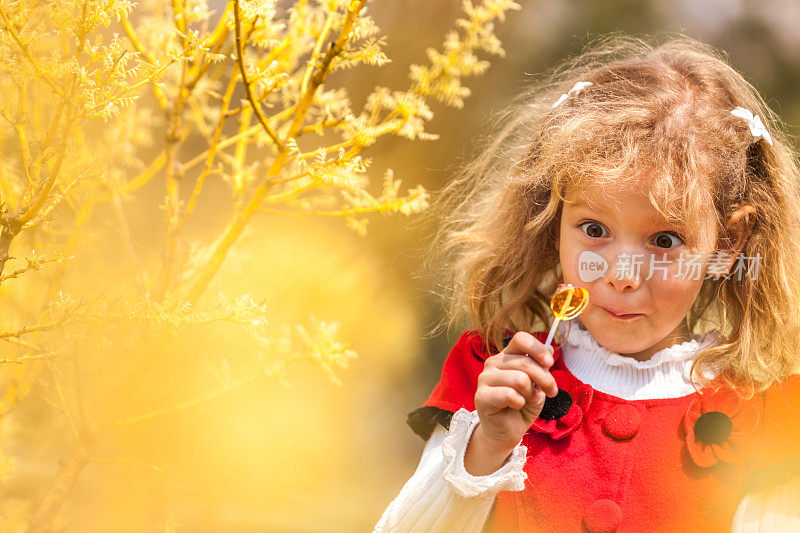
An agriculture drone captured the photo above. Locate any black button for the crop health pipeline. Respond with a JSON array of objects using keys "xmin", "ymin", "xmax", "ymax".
[
  {"xmin": 539, "ymin": 389, "xmax": 573, "ymax": 420},
  {"xmin": 694, "ymin": 411, "xmax": 733, "ymax": 444}
]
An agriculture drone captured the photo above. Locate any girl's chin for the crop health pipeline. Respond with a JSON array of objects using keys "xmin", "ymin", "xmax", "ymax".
[
  {"xmin": 605, "ymin": 344, "xmax": 650, "ymax": 357},
  {"xmin": 581, "ymin": 320, "xmax": 650, "ymax": 355},
  {"xmin": 594, "ymin": 338, "xmax": 648, "ymax": 356}
]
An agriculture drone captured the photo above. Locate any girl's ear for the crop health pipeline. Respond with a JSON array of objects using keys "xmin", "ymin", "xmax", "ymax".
[
  {"xmin": 716, "ymin": 204, "xmax": 756, "ymax": 276},
  {"xmin": 724, "ymin": 204, "xmax": 756, "ymax": 251}
]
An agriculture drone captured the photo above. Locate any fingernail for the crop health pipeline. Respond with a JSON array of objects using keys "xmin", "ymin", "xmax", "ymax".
[{"xmin": 544, "ymin": 355, "xmax": 554, "ymax": 366}]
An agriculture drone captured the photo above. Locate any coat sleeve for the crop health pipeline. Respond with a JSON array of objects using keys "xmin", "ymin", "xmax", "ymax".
[
  {"xmin": 743, "ymin": 374, "xmax": 800, "ymax": 493},
  {"xmin": 406, "ymin": 329, "xmax": 491, "ymax": 440},
  {"xmin": 730, "ymin": 477, "xmax": 800, "ymax": 532},
  {"xmin": 424, "ymin": 330, "xmax": 490, "ymax": 412},
  {"xmin": 373, "ymin": 409, "xmax": 528, "ymax": 533},
  {"xmin": 731, "ymin": 374, "xmax": 800, "ymax": 532}
]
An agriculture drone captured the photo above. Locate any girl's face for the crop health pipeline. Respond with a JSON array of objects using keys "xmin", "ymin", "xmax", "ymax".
[{"xmin": 557, "ymin": 178, "xmax": 718, "ymax": 361}]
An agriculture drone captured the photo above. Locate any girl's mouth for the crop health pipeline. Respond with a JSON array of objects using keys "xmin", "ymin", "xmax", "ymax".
[{"xmin": 601, "ymin": 307, "xmax": 644, "ymax": 321}]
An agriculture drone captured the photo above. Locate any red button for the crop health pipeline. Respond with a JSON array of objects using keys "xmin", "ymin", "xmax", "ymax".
[
  {"xmin": 602, "ymin": 404, "xmax": 641, "ymax": 440},
  {"xmin": 583, "ymin": 499, "xmax": 622, "ymax": 533}
]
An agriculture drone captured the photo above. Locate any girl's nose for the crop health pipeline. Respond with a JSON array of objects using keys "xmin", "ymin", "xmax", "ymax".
[{"xmin": 604, "ymin": 251, "xmax": 645, "ymax": 291}]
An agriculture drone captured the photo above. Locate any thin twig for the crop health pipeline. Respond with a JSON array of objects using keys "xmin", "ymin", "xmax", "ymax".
[
  {"xmin": 184, "ymin": 0, "xmax": 368, "ymax": 304},
  {"xmin": 119, "ymin": 13, "xmax": 169, "ymax": 110},
  {"xmin": 176, "ymin": 69, "xmax": 241, "ymax": 233},
  {"xmin": 0, "ymin": 319, "xmax": 73, "ymax": 339},
  {"xmin": 110, "ymin": 373, "xmax": 258, "ymax": 427},
  {"xmin": 45, "ymin": 360, "xmax": 80, "ymax": 439},
  {"xmin": 233, "ymin": 0, "xmax": 281, "ymax": 147},
  {"xmin": 260, "ymin": 199, "xmax": 408, "ymax": 217},
  {"xmin": 87, "ymin": 455, "xmax": 166, "ymax": 474},
  {"xmin": 0, "ymin": 6, "xmax": 66, "ymax": 99},
  {"xmin": 26, "ymin": 446, "xmax": 89, "ymax": 533},
  {"xmin": 152, "ymin": 0, "xmax": 191, "ymax": 302},
  {"xmin": 185, "ymin": 2, "xmax": 232, "ymax": 92},
  {"xmin": 109, "ymin": 164, "xmax": 148, "ymax": 296},
  {"xmin": 0, "ymin": 353, "xmax": 50, "ymax": 364},
  {"xmin": 0, "ymin": 255, "xmax": 63, "ymax": 284}
]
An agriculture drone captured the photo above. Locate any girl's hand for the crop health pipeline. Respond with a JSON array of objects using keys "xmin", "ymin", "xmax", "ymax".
[{"xmin": 464, "ymin": 332, "xmax": 558, "ymax": 474}]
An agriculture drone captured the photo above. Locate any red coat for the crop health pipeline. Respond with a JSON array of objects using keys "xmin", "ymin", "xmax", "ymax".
[{"xmin": 420, "ymin": 329, "xmax": 800, "ymax": 532}]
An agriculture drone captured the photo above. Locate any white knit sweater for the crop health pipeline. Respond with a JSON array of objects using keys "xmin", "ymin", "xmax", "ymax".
[{"xmin": 373, "ymin": 320, "xmax": 800, "ymax": 532}]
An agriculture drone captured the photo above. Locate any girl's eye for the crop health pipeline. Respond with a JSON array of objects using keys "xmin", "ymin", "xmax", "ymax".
[
  {"xmin": 652, "ymin": 232, "xmax": 684, "ymax": 249},
  {"xmin": 579, "ymin": 221, "xmax": 607, "ymax": 238}
]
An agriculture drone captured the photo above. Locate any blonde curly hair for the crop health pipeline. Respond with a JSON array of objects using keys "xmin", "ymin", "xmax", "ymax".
[{"xmin": 422, "ymin": 33, "xmax": 800, "ymax": 395}]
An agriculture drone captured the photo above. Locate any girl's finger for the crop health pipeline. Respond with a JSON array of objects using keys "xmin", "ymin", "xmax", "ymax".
[
  {"xmin": 476, "ymin": 385, "xmax": 527, "ymax": 412},
  {"xmin": 494, "ymin": 353, "xmax": 559, "ymax": 398},
  {"xmin": 501, "ymin": 331, "xmax": 555, "ymax": 367},
  {"xmin": 479, "ymin": 369, "xmax": 536, "ymax": 401}
]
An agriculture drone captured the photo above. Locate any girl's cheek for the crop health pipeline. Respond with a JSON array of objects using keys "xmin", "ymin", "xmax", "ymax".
[
  {"xmin": 558, "ymin": 242, "xmax": 583, "ymax": 276},
  {"xmin": 650, "ymin": 252, "xmax": 707, "ymax": 292}
]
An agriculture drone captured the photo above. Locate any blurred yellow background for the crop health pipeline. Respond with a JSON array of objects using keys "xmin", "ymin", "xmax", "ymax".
[{"xmin": 2, "ymin": 0, "xmax": 799, "ymax": 531}]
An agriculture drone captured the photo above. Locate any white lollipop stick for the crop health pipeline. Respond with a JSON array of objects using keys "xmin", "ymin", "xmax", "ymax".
[
  {"xmin": 543, "ymin": 318, "xmax": 560, "ymax": 349},
  {"xmin": 544, "ymin": 288, "xmax": 573, "ymax": 348}
]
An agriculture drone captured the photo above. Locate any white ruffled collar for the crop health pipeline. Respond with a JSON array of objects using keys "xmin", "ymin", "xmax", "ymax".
[
  {"xmin": 558, "ymin": 319, "xmax": 720, "ymax": 369},
  {"xmin": 554, "ymin": 319, "xmax": 721, "ymax": 400}
]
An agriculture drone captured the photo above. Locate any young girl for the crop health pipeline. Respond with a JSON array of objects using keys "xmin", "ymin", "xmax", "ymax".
[{"xmin": 374, "ymin": 35, "xmax": 800, "ymax": 532}]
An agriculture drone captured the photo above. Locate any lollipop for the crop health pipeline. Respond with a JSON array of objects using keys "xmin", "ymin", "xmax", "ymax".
[{"xmin": 543, "ymin": 283, "xmax": 589, "ymax": 348}]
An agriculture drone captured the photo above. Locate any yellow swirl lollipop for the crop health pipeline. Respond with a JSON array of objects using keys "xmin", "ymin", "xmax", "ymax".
[{"xmin": 543, "ymin": 283, "xmax": 589, "ymax": 348}]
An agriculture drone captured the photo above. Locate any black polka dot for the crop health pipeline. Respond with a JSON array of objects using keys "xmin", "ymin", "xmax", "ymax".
[
  {"xmin": 694, "ymin": 411, "xmax": 733, "ymax": 444},
  {"xmin": 539, "ymin": 389, "xmax": 573, "ymax": 420}
]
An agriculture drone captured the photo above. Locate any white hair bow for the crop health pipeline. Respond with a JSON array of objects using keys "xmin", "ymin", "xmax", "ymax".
[
  {"xmin": 551, "ymin": 81, "xmax": 593, "ymax": 108},
  {"xmin": 730, "ymin": 106, "xmax": 773, "ymax": 146}
]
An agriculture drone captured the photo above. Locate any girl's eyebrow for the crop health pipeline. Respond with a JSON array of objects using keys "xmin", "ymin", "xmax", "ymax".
[
  {"xmin": 567, "ymin": 199, "xmax": 603, "ymax": 212},
  {"xmin": 568, "ymin": 200, "xmax": 686, "ymax": 232}
]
